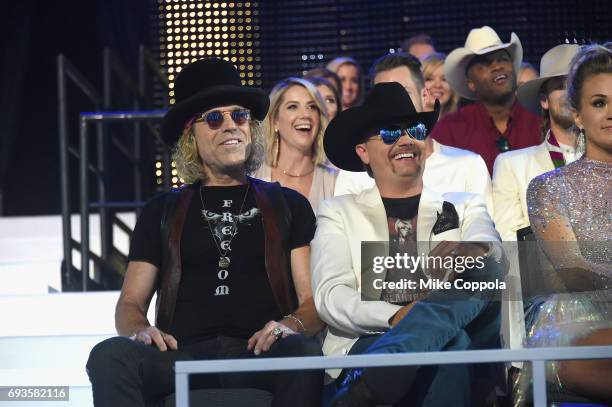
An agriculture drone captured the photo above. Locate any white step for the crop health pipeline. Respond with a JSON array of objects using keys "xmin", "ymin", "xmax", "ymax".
[
  {"xmin": 0, "ymin": 291, "xmax": 157, "ymax": 407},
  {"xmin": 0, "ymin": 292, "xmax": 119, "ymax": 337},
  {"xmin": 0, "ymin": 262, "xmax": 62, "ymax": 295},
  {"xmin": 0, "ymin": 291, "xmax": 156, "ymax": 337},
  {"xmin": 0, "ymin": 334, "xmax": 112, "ymax": 369},
  {"xmin": 0, "ymin": 367, "xmax": 92, "ymax": 387},
  {"xmin": 0, "ymin": 213, "xmax": 135, "ymax": 296},
  {"xmin": 0, "ymin": 213, "xmax": 135, "ymax": 264}
]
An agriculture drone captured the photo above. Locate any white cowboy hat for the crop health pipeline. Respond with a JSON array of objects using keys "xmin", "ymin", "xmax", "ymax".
[
  {"xmin": 517, "ymin": 44, "xmax": 580, "ymax": 114},
  {"xmin": 444, "ymin": 26, "xmax": 523, "ymax": 100}
]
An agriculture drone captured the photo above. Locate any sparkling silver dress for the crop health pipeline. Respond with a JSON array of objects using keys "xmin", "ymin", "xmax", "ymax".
[{"xmin": 515, "ymin": 157, "xmax": 612, "ymax": 403}]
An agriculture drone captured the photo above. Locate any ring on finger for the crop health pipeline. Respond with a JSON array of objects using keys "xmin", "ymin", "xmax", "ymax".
[{"xmin": 270, "ymin": 327, "xmax": 283, "ymax": 339}]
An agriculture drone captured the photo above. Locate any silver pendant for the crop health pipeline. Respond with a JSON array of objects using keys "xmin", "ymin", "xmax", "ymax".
[{"xmin": 219, "ymin": 256, "xmax": 230, "ymax": 268}]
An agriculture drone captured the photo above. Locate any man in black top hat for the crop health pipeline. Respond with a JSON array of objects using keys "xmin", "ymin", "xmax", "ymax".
[
  {"xmin": 311, "ymin": 82, "xmax": 507, "ymax": 406},
  {"xmin": 86, "ymin": 58, "xmax": 324, "ymax": 406}
]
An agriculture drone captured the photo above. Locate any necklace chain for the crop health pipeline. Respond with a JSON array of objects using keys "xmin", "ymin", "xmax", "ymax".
[
  {"xmin": 280, "ymin": 166, "xmax": 315, "ymax": 178},
  {"xmin": 199, "ymin": 182, "xmax": 250, "ymax": 263}
]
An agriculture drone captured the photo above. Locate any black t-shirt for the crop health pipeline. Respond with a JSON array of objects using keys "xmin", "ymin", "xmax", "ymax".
[
  {"xmin": 381, "ymin": 194, "xmax": 425, "ymax": 305},
  {"xmin": 129, "ymin": 183, "xmax": 316, "ymax": 347}
]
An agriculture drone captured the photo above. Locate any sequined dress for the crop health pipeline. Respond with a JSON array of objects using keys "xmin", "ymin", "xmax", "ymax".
[{"xmin": 516, "ymin": 157, "xmax": 612, "ymax": 402}]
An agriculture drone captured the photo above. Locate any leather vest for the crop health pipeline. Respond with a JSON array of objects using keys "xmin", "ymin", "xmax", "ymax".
[{"xmin": 154, "ymin": 177, "xmax": 297, "ymax": 333}]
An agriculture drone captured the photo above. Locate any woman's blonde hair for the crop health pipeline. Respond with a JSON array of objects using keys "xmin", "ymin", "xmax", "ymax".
[
  {"xmin": 421, "ymin": 52, "xmax": 459, "ymax": 115},
  {"xmin": 172, "ymin": 117, "xmax": 265, "ymax": 184},
  {"xmin": 263, "ymin": 77, "xmax": 329, "ymax": 167}
]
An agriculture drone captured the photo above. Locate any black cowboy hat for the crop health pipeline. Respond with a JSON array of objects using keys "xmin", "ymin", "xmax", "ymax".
[
  {"xmin": 324, "ymin": 81, "xmax": 440, "ymax": 171},
  {"xmin": 160, "ymin": 58, "xmax": 269, "ymax": 145}
]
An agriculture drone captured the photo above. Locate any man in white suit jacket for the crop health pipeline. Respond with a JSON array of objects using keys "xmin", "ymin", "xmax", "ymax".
[
  {"xmin": 492, "ymin": 44, "xmax": 581, "ymax": 241},
  {"xmin": 491, "ymin": 45, "xmax": 581, "ymax": 357},
  {"xmin": 335, "ymin": 52, "xmax": 493, "ymax": 214},
  {"xmin": 312, "ymin": 82, "xmax": 507, "ymax": 406}
]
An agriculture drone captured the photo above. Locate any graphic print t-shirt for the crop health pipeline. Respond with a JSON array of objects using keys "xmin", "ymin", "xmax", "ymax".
[
  {"xmin": 380, "ymin": 194, "xmax": 428, "ymax": 304},
  {"xmin": 129, "ymin": 183, "xmax": 315, "ymax": 347}
]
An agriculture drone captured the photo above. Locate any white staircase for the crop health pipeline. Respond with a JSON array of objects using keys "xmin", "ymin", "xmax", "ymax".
[{"xmin": 0, "ymin": 214, "xmax": 152, "ymax": 407}]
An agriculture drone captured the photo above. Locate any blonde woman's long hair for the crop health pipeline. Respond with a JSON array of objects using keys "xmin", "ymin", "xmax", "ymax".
[
  {"xmin": 421, "ymin": 52, "xmax": 459, "ymax": 116},
  {"xmin": 172, "ymin": 118, "xmax": 265, "ymax": 184},
  {"xmin": 263, "ymin": 77, "xmax": 329, "ymax": 167}
]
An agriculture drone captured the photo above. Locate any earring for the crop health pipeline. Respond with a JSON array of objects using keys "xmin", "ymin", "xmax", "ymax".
[
  {"xmin": 274, "ymin": 129, "xmax": 280, "ymax": 164},
  {"xmin": 577, "ymin": 127, "xmax": 586, "ymax": 156}
]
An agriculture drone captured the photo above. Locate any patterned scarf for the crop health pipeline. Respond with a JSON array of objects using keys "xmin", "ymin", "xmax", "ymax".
[{"xmin": 545, "ymin": 130, "xmax": 566, "ymax": 169}]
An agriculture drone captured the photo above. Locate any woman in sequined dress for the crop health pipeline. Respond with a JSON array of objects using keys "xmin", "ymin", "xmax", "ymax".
[{"xmin": 520, "ymin": 44, "xmax": 612, "ymax": 404}]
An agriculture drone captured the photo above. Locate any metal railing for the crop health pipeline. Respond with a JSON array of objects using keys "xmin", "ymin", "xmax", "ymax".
[
  {"xmin": 57, "ymin": 54, "xmax": 103, "ymax": 290},
  {"xmin": 57, "ymin": 46, "xmax": 169, "ymax": 291},
  {"xmin": 174, "ymin": 346, "xmax": 612, "ymax": 407},
  {"xmin": 78, "ymin": 110, "xmax": 166, "ymax": 290}
]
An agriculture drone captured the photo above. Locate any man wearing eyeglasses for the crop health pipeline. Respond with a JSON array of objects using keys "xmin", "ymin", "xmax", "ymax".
[
  {"xmin": 430, "ymin": 26, "xmax": 541, "ymax": 175},
  {"xmin": 312, "ymin": 81, "xmax": 508, "ymax": 406},
  {"xmin": 334, "ymin": 52, "xmax": 493, "ymax": 215},
  {"xmin": 86, "ymin": 58, "xmax": 324, "ymax": 406},
  {"xmin": 311, "ymin": 82, "xmax": 507, "ymax": 406}
]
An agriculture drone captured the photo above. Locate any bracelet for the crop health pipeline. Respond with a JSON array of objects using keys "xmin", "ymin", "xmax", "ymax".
[{"xmin": 283, "ymin": 314, "xmax": 306, "ymax": 334}]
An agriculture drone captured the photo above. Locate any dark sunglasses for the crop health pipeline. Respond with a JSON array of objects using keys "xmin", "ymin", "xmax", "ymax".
[
  {"xmin": 195, "ymin": 108, "xmax": 251, "ymax": 129},
  {"xmin": 496, "ymin": 137, "xmax": 511, "ymax": 152},
  {"xmin": 374, "ymin": 123, "xmax": 428, "ymax": 145}
]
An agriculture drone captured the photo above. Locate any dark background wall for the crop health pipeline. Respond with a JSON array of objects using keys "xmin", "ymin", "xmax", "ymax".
[
  {"xmin": 0, "ymin": 0, "xmax": 152, "ymax": 216},
  {"xmin": 1, "ymin": 0, "xmax": 610, "ymax": 216},
  {"xmin": 257, "ymin": 0, "xmax": 611, "ymax": 88}
]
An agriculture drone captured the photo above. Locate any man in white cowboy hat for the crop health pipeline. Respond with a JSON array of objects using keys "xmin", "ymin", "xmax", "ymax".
[
  {"xmin": 490, "ymin": 44, "xmax": 581, "ymax": 372},
  {"xmin": 492, "ymin": 44, "xmax": 581, "ymax": 241},
  {"xmin": 334, "ymin": 52, "xmax": 494, "ymax": 214},
  {"xmin": 312, "ymin": 81, "xmax": 507, "ymax": 406},
  {"xmin": 86, "ymin": 58, "xmax": 324, "ymax": 406},
  {"xmin": 430, "ymin": 26, "xmax": 542, "ymax": 175}
]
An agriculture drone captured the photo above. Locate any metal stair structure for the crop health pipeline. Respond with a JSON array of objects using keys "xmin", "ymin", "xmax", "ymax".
[{"xmin": 0, "ymin": 46, "xmax": 167, "ymax": 406}]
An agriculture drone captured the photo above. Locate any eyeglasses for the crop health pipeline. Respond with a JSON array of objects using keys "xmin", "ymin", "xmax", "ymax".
[
  {"xmin": 496, "ymin": 137, "xmax": 511, "ymax": 152},
  {"xmin": 194, "ymin": 108, "xmax": 251, "ymax": 129},
  {"xmin": 373, "ymin": 123, "xmax": 428, "ymax": 145}
]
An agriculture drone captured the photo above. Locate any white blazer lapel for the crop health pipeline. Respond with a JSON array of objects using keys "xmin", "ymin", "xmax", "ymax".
[
  {"xmin": 533, "ymin": 142, "xmax": 554, "ymax": 177},
  {"xmin": 355, "ymin": 185, "xmax": 389, "ymax": 241},
  {"xmin": 416, "ymin": 187, "xmax": 444, "ymax": 256},
  {"xmin": 354, "ymin": 186, "xmax": 390, "ymax": 300}
]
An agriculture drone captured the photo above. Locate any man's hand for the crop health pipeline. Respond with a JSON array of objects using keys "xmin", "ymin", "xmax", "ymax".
[
  {"xmin": 131, "ymin": 326, "xmax": 178, "ymax": 352},
  {"xmin": 427, "ymin": 241, "xmax": 489, "ymax": 279},
  {"xmin": 247, "ymin": 320, "xmax": 297, "ymax": 356},
  {"xmin": 429, "ymin": 241, "xmax": 488, "ymax": 260},
  {"xmin": 389, "ymin": 302, "xmax": 417, "ymax": 327}
]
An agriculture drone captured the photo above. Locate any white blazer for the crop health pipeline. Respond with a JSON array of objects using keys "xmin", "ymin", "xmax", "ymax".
[
  {"xmin": 492, "ymin": 142, "xmax": 554, "ymax": 242},
  {"xmin": 491, "ymin": 142, "xmax": 554, "ymax": 356},
  {"xmin": 334, "ymin": 139, "xmax": 494, "ymax": 215},
  {"xmin": 311, "ymin": 185, "xmax": 500, "ymax": 377}
]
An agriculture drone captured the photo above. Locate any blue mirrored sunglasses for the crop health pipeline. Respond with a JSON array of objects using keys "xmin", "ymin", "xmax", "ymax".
[{"xmin": 377, "ymin": 123, "xmax": 428, "ymax": 144}]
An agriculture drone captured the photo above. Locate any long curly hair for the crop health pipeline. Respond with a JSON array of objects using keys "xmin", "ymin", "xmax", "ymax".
[{"xmin": 172, "ymin": 118, "xmax": 265, "ymax": 184}]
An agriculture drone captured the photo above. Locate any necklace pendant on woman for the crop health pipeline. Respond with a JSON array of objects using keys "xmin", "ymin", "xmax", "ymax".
[{"xmin": 219, "ymin": 256, "xmax": 230, "ymax": 268}]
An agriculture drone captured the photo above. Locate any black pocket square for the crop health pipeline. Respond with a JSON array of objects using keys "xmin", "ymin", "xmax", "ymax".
[{"xmin": 432, "ymin": 201, "xmax": 459, "ymax": 235}]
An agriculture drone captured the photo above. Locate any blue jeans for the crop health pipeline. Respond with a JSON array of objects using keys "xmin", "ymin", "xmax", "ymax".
[{"xmin": 340, "ymin": 258, "xmax": 505, "ymax": 406}]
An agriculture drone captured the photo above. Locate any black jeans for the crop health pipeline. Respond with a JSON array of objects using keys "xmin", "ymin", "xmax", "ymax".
[{"xmin": 86, "ymin": 335, "xmax": 323, "ymax": 407}]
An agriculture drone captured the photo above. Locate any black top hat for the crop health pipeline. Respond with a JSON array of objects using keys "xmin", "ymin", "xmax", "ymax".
[
  {"xmin": 324, "ymin": 82, "xmax": 440, "ymax": 171},
  {"xmin": 160, "ymin": 58, "xmax": 269, "ymax": 145}
]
